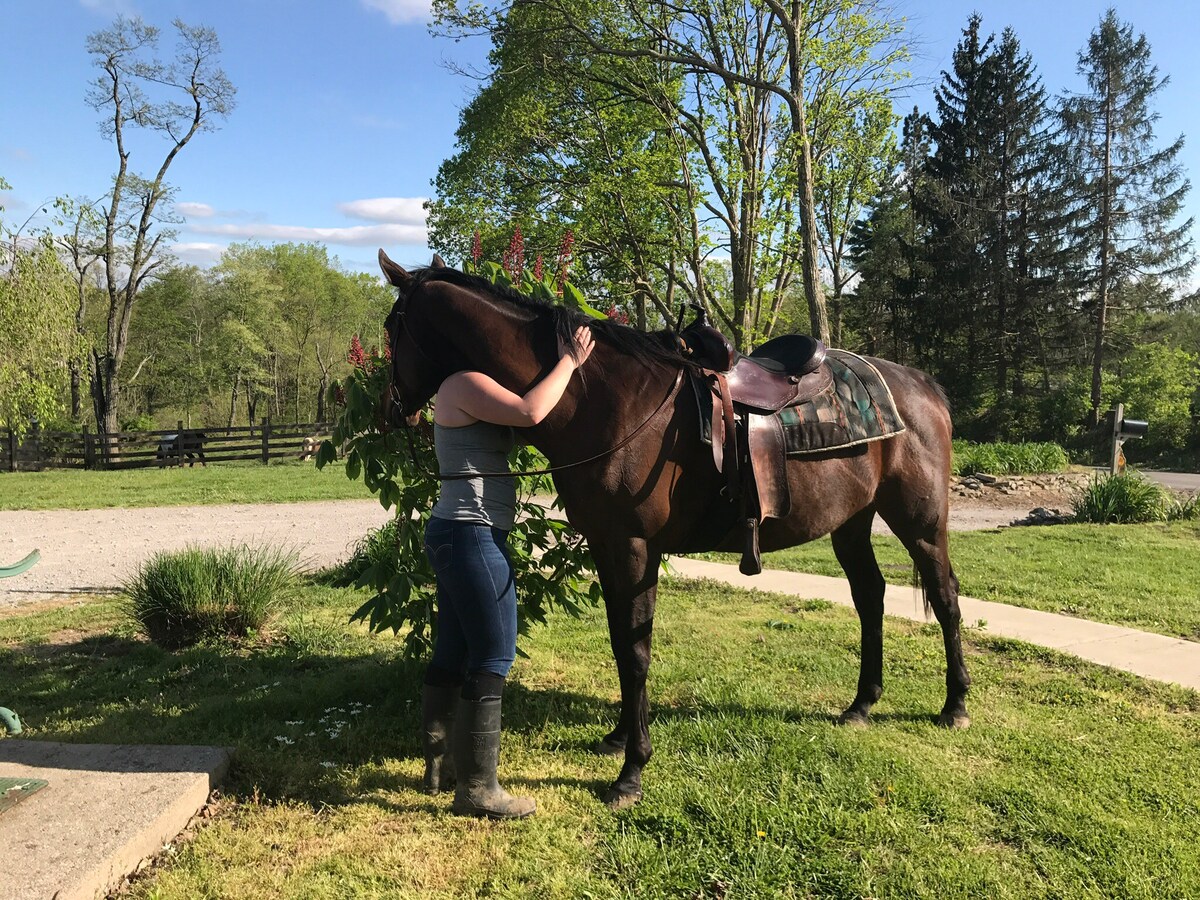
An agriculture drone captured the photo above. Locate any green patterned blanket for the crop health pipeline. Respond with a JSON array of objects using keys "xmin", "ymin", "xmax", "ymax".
[{"xmin": 692, "ymin": 349, "xmax": 906, "ymax": 454}]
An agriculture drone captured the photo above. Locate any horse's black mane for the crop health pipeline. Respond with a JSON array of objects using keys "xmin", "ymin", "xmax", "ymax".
[{"xmin": 408, "ymin": 266, "xmax": 697, "ymax": 372}]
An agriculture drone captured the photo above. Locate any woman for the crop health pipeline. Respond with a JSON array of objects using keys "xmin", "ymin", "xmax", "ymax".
[{"xmin": 419, "ymin": 323, "xmax": 595, "ymax": 819}]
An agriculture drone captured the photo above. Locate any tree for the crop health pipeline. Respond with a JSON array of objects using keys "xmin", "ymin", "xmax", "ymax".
[
  {"xmin": 433, "ymin": 0, "xmax": 908, "ymax": 346},
  {"xmin": 917, "ymin": 17, "xmax": 1082, "ymax": 435},
  {"xmin": 86, "ymin": 16, "xmax": 235, "ymax": 447},
  {"xmin": 52, "ymin": 196, "xmax": 105, "ymax": 420},
  {"xmin": 1061, "ymin": 9, "xmax": 1195, "ymax": 424},
  {"xmin": 428, "ymin": 0, "xmax": 703, "ymax": 331},
  {"xmin": 1, "ymin": 183, "xmax": 85, "ymax": 435}
]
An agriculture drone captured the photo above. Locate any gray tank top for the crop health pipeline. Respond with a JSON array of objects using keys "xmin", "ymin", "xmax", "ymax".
[{"xmin": 431, "ymin": 421, "xmax": 517, "ymax": 529}]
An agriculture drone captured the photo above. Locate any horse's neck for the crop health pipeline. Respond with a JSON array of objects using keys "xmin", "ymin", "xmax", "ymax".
[{"xmin": 529, "ymin": 343, "xmax": 677, "ymax": 463}]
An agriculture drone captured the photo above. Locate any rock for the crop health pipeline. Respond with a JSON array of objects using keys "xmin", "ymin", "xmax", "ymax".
[
  {"xmin": 974, "ymin": 473, "xmax": 998, "ymax": 484},
  {"xmin": 1008, "ymin": 507, "xmax": 1073, "ymax": 527}
]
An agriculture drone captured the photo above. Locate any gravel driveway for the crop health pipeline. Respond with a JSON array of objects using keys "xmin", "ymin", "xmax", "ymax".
[
  {"xmin": 0, "ymin": 499, "xmax": 393, "ymax": 608},
  {"xmin": 0, "ymin": 498, "xmax": 1028, "ymax": 610}
]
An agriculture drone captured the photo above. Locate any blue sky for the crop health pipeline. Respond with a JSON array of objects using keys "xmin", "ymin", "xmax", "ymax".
[{"xmin": 2, "ymin": 0, "xmax": 1197, "ymax": 275}]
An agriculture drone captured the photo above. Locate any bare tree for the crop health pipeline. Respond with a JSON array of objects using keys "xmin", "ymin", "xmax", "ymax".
[
  {"xmin": 53, "ymin": 197, "xmax": 105, "ymax": 419},
  {"xmin": 86, "ymin": 16, "xmax": 235, "ymax": 443}
]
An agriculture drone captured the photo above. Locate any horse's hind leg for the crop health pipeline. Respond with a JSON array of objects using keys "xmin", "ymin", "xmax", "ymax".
[
  {"xmin": 878, "ymin": 499, "xmax": 971, "ymax": 728},
  {"xmin": 830, "ymin": 507, "xmax": 886, "ymax": 726}
]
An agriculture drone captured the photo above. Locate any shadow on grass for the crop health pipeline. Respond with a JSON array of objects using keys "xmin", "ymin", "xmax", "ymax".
[{"xmin": 0, "ymin": 628, "xmax": 900, "ymax": 805}]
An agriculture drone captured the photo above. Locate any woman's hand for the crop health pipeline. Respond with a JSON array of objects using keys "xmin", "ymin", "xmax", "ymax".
[{"xmin": 559, "ymin": 325, "xmax": 595, "ymax": 368}]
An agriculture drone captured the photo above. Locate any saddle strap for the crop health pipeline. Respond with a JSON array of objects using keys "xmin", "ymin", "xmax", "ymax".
[{"xmin": 712, "ymin": 371, "xmax": 739, "ymax": 498}]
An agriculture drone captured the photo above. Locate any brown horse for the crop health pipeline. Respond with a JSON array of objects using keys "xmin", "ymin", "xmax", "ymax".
[{"xmin": 380, "ymin": 251, "xmax": 970, "ymax": 810}]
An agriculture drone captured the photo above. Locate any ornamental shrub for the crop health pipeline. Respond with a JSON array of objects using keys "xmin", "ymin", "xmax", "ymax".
[
  {"xmin": 1071, "ymin": 474, "xmax": 1172, "ymax": 524},
  {"xmin": 319, "ymin": 244, "xmax": 602, "ymax": 658},
  {"xmin": 125, "ymin": 544, "xmax": 299, "ymax": 649},
  {"xmin": 951, "ymin": 440, "xmax": 1069, "ymax": 476}
]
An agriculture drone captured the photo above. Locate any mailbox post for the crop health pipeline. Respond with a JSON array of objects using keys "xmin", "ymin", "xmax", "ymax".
[{"xmin": 1110, "ymin": 402, "xmax": 1149, "ymax": 474}]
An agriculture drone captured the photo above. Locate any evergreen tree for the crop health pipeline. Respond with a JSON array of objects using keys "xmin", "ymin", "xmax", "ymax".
[
  {"xmin": 1060, "ymin": 8, "xmax": 1195, "ymax": 423},
  {"xmin": 847, "ymin": 108, "xmax": 931, "ymax": 363},
  {"xmin": 918, "ymin": 16, "xmax": 1081, "ymax": 437},
  {"xmin": 918, "ymin": 15, "xmax": 994, "ymax": 421}
]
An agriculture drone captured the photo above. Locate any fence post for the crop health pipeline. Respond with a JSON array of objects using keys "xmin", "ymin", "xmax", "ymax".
[
  {"xmin": 83, "ymin": 426, "xmax": 93, "ymax": 470},
  {"xmin": 261, "ymin": 417, "xmax": 270, "ymax": 465},
  {"xmin": 176, "ymin": 420, "xmax": 186, "ymax": 468},
  {"xmin": 7, "ymin": 428, "xmax": 15, "ymax": 473}
]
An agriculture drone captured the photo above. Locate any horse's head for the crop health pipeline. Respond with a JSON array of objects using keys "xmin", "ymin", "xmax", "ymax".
[{"xmin": 379, "ymin": 249, "xmax": 454, "ymax": 425}]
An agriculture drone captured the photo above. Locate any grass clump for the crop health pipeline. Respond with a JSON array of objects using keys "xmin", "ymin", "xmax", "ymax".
[
  {"xmin": 125, "ymin": 544, "xmax": 300, "ymax": 649},
  {"xmin": 328, "ymin": 516, "xmax": 400, "ymax": 587},
  {"xmin": 952, "ymin": 440, "xmax": 1069, "ymax": 476},
  {"xmin": 1072, "ymin": 473, "xmax": 1175, "ymax": 524}
]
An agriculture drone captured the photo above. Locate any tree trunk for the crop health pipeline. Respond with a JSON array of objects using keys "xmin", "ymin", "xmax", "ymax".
[
  {"xmin": 228, "ymin": 372, "xmax": 241, "ymax": 433},
  {"xmin": 70, "ymin": 364, "xmax": 82, "ymax": 421},
  {"xmin": 1089, "ymin": 90, "xmax": 1115, "ymax": 427},
  {"xmin": 784, "ymin": 2, "xmax": 831, "ymax": 345}
]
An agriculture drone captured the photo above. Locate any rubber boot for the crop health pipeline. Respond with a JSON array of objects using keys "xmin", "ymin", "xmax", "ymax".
[
  {"xmin": 451, "ymin": 685, "xmax": 535, "ymax": 819},
  {"xmin": 421, "ymin": 683, "xmax": 458, "ymax": 795}
]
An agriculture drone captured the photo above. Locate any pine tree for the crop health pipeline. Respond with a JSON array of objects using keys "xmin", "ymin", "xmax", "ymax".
[
  {"xmin": 847, "ymin": 109, "xmax": 931, "ymax": 363},
  {"xmin": 918, "ymin": 15, "xmax": 995, "ymax": 421},
  {"xmin": 1061, "ymin": 9, "xmax": 1195, "ymax": 423},
  {"xmin": 918, "ymin": 15, "xmax": 1082, "ymax": 436}
]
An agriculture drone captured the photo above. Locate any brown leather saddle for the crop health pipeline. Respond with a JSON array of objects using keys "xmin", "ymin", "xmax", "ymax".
[{"xmin": 679, "ymin": 311, "xmax": 832, "ymax": 576}]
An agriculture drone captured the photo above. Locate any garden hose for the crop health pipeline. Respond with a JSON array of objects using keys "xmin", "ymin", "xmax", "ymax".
[{"xmin": 0, "ymin": 708, "xmax": 21, "ymax": 736}]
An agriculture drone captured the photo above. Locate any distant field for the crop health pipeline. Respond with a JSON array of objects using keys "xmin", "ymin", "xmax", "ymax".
[{"xmin": 0, "ymin": 460, "xmax": 370, "ymax": 510}]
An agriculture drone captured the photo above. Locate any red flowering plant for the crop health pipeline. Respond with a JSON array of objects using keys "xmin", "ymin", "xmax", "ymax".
[{"xmin": 317, "ymin": 231, "xmax": 603, "ymax": 658}]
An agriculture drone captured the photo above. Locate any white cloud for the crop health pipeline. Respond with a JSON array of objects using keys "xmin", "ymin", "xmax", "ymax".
[
  {"xmin": 172, "ymin": 242, "xmax": 226, "ymax": 266},
  {"xmin": 189, "ymin": 221, "xmax": 428, "ymax": 247},
  {"xmin": 79, "ymin": 0, "xmax": 137, "ymax": 15},
  {"xmin": 361, "ymin": 0, "xmax": 432, "ymax": 24},
  {"xmin": 337, "ymin": 197, "xmax": 427, "ymax": 224},
  {"xmin": 175, "ymin": 201, "xmax": 216, "ymax": 219}
]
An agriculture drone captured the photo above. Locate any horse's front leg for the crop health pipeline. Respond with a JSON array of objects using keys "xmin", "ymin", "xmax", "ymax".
[{"xmin": 592, "ymin": 536, "xmax": 661, "ymax": 810}]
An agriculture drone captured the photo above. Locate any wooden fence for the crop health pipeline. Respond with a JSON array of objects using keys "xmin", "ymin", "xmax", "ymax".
[{"xmin": 0, "ymin": 420, "xmax": 330, "ymax": 472}]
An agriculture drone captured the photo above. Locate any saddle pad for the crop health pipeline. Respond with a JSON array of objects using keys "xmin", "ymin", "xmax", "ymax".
[
  {"xmin": 691, "ymin": 349, "xmax": 906, "ymax": 454},
  {"xmin": 779, "ymin": 350, "xmax": 905, "ymax": 454}
]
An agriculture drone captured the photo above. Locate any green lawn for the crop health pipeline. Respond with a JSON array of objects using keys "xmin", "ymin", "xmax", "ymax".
[
  {"xmin": 706, "ymin": 521, "xmax": 1200, "ymax": 641},
  {"xmin": 2, "ymin": 579, "xmax": 1197, "ymax": 898},
  {"xmin": 0, "ymin": 460, "xmax": 370, "ymax": 510}
]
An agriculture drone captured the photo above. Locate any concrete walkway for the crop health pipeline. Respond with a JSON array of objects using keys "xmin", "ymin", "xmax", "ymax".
[
  {"xmin": 669, "ymin": 558, "xmax": 1200, "ymax": 692},
  {"xmin": 0, "ymin": 741, "xmax": 232, "ymax": 900}
]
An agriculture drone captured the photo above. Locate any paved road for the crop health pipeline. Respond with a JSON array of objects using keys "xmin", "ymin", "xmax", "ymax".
[{"xmin": 1144, "ymin": 470, "xmax": 1200, "ymax": 492}]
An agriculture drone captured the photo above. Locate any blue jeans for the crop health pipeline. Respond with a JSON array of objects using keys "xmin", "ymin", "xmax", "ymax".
[{"xmin": 424, "ymin": 516, "xmax": 518, "ymax": 679}]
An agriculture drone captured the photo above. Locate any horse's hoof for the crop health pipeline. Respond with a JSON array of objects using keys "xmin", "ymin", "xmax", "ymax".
[
  {"xmin": 937, "ymin": 712, "xmax": 971, "ymax": 729},
  {"xmin": 592, "ymin": 736, "xmax": 626, "ymax": 757},
  {"xmin": 837, "ymin": 710, "xmax": 870, "ymax": 728},
  {"xmin": 603, "ymin": 786, "xmax": 643, "ymax": 811}
]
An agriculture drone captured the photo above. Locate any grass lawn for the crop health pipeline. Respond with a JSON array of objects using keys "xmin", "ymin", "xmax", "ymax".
[
  {"xmin": 0, "ymin": 461, "xmax": 371, "ymax": 510},
  {"xmin": 706, "ymin": 521, "xmax": 1200, "ymax": 642},
  {"xmin": 2, "ymin": 579, "xmax": 1198, "ymax": 898}
]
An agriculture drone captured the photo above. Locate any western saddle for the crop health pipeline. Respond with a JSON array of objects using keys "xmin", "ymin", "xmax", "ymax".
[{"xmin": 679, "ymin": 309, "xmax": 831, "ymax": 576}]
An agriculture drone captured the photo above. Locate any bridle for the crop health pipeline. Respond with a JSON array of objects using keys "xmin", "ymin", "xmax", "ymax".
[{"xmin": 386, "ymin": 295, "xmax": 684, "ymax": 481}]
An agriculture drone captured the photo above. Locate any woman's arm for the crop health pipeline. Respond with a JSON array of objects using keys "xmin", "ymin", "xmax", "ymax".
[{"xmin": 436, "ymin": 325, "xmax": 595, "ymax": 427}]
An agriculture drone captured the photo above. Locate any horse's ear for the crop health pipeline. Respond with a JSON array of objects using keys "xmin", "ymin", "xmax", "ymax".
[
  {"xmin": 378, "ymin": 248, "xmax": 412, "ymax": 288},
  {"xmin": 431, "ymin": 253, "xmax": 447, "ymax": 269}
]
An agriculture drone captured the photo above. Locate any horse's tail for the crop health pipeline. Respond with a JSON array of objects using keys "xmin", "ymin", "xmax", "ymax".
[{"xmin": 913, "ymin": 562, "xmax": 931, "ymax": 619}]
